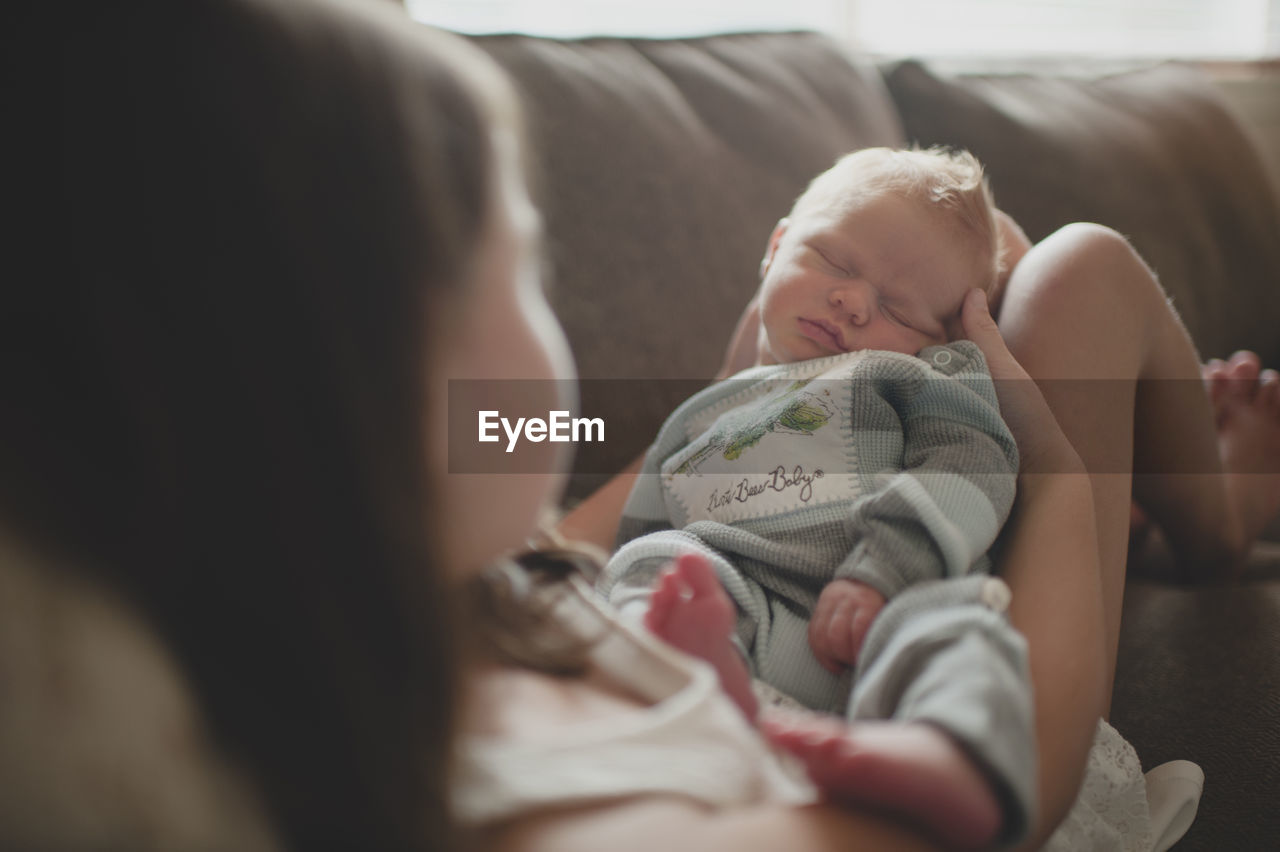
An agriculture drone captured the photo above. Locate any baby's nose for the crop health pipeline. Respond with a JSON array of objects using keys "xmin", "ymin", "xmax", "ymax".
[{"xmin": 830, "ymin": 282, "xmax": 871, "ymax": 323}]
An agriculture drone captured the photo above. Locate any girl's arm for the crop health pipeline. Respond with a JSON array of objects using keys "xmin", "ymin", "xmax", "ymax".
[
  {"xmin": 1002, "ymin": 472, "xmax": 1106, "ymax": 851},
  {"xmin": 487, "ymin": 797, "xmax": 939, "ymax": 852},
  {"xmin": 959, "ymin": 288, "xmax": 1106, "ymax": 848},
  {"xmin": 556, "ymin": 454, "xmax": 643, "ymax": 550}
]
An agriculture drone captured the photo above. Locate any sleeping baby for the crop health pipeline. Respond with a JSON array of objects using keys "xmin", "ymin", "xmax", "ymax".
[{"xmin": 600, "ymin": 147, "xmax": 1033, "ymax": 849}]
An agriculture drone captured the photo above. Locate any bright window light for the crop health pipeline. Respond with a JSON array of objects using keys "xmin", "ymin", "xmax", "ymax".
[
  {"xmin": 407, "ymin": 0, "xmax": 1279, "ymax": 60},
  {"xmin": 852, "ymin": 0, "xmax": 1276, "ymax": 60},
  {"xmin": 406, "ymin": 0, "xmax": 842, "ymax": 39}
]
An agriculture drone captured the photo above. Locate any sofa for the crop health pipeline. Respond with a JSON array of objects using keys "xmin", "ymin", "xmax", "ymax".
[{"xmin": 468, "ymin": 31, "xmax": 1280, "ymax": 850}]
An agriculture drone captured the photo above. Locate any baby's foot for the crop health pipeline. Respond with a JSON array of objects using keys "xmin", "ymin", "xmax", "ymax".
[
  {"xmin": 761, "ymin": 713, "xmax": 1002, "ymax": 850},
  {"xmin": 645, "ymin": 553, "xmax": 758, "ymax": 720}
]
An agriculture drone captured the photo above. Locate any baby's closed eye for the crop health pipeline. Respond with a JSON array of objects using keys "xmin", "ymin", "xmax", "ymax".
[
  {"xmin": 881, "ymin": 305, "xmax": 911, "ymax": 327},
  {"xmin": 811, "ymin": 246, "xmax": 853, "ymax": 277}
]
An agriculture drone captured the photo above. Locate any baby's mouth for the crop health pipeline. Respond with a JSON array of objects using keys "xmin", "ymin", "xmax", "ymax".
[{"xmin": 798, "ymin": 317, "xmax": 849, "ymax": 353}]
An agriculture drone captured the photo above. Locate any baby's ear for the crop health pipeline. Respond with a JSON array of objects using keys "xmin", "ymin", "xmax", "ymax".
[{"xmin": 759, "ymin": 218, "xmax": 790, "ymax": 280}]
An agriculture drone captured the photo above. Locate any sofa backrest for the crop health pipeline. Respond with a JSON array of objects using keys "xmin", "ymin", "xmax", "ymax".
[
  {"xmin": 468, "ymin": 31, "xmax": 1280, "ymax": 494},
  {"xmin": 884, "ymin": 59, "xmax": 1280, "ymax": 369}
]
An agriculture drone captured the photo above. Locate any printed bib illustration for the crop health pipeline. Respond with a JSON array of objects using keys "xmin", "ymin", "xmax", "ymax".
[{"xmin": 662, "ymin": 376, "xmax": 861, "ymax": 525}]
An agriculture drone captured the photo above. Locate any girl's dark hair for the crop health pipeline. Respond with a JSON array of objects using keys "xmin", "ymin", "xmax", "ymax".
[
  {"xmin": 7, "ymin": 0, "xmax": 508, "ymax": 848},
  {"xmin": 469, "ymin": 537, "xmax": 608, "ymax": 676}
]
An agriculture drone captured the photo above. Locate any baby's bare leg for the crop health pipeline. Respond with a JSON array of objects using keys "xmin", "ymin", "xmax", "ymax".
[{"xmin": 761, "ymin": 712, "xmax": 1003, "ymax": 851}]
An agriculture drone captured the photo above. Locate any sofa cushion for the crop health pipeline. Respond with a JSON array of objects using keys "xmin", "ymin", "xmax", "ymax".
[
  {"xmin": 469, "ymin": 32, "xmax": 905, "ymax": 493},
  {"xmin": 883, "ymin": 60, "xmax": 1280, "ymax": 367},
  {"xmin": 1112, "ymin": 545, "xmax": 1280, "ymax": 852}
]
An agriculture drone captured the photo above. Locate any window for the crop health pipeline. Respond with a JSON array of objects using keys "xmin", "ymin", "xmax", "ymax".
[{"xmin": 407, "ymin": 0, "xmax": 1280, "ymax": 60}]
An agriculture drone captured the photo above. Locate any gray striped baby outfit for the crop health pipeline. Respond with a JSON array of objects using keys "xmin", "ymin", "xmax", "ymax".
[{"xmin": 599, "ymin": 341, "xmax": 1036, "ymax": 845}]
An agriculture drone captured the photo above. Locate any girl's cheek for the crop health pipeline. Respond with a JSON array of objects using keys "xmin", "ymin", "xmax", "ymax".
[{"xmin": 430, "ymin": 311, "xmax": 576, "ymax": 579}]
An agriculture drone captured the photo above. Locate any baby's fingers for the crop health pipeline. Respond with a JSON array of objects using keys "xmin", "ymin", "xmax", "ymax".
[{"xmin": 807, "ymin": 611, "xmax": 846, "ymax": 674}]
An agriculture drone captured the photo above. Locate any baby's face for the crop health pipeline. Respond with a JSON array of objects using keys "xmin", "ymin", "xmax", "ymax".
[{"xmin": 756, "ymin": 191, "xmax": 985, "ymax": 365}]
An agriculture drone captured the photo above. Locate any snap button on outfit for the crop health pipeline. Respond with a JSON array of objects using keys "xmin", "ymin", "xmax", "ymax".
[
  {"xmin": 980, "ymin": 577, "xmax": 1012, "ymax": 612},
  {"xmin": 932, "ymin": 350, "xmax": 952, "ymax": 367}
]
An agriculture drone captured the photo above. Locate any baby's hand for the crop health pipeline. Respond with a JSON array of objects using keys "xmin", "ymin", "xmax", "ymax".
[{"xmin": 808, "ymin": 579, "xmax": 886, "ymax": 674}]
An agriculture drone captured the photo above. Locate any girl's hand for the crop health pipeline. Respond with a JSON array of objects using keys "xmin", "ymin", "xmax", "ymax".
[
  {"xmin": 989, "ymin": 209, "xmax": 1031, "ymax": 318},
  {"xmin": 961, "ymin": 288, "xmax": 1082, "ymax": 475},
  {"xmin": 717, "ymin": 295, "xmax": 761, "ymax": 379}
]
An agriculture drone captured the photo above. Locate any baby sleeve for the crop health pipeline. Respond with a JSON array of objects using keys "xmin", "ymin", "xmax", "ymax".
[{"xmin": 832, "ymin": 341, "xmax": 1019, "ymax": 598}]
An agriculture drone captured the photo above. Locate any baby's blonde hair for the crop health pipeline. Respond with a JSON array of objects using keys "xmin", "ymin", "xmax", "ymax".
[{"xmin": 791, "ymin": 146, "xmax": 1005, "ymax": 291}]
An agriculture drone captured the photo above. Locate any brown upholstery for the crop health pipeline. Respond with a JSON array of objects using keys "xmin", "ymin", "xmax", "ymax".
[{"xmin": 1111, "ymin": 539, "xmax": 1280, "ymax": 851}]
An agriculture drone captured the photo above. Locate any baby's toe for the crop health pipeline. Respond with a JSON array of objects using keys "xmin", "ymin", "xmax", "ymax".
[{"xmin": 646, "ymin": 570, "xmax": 683, "ymax": 619}]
